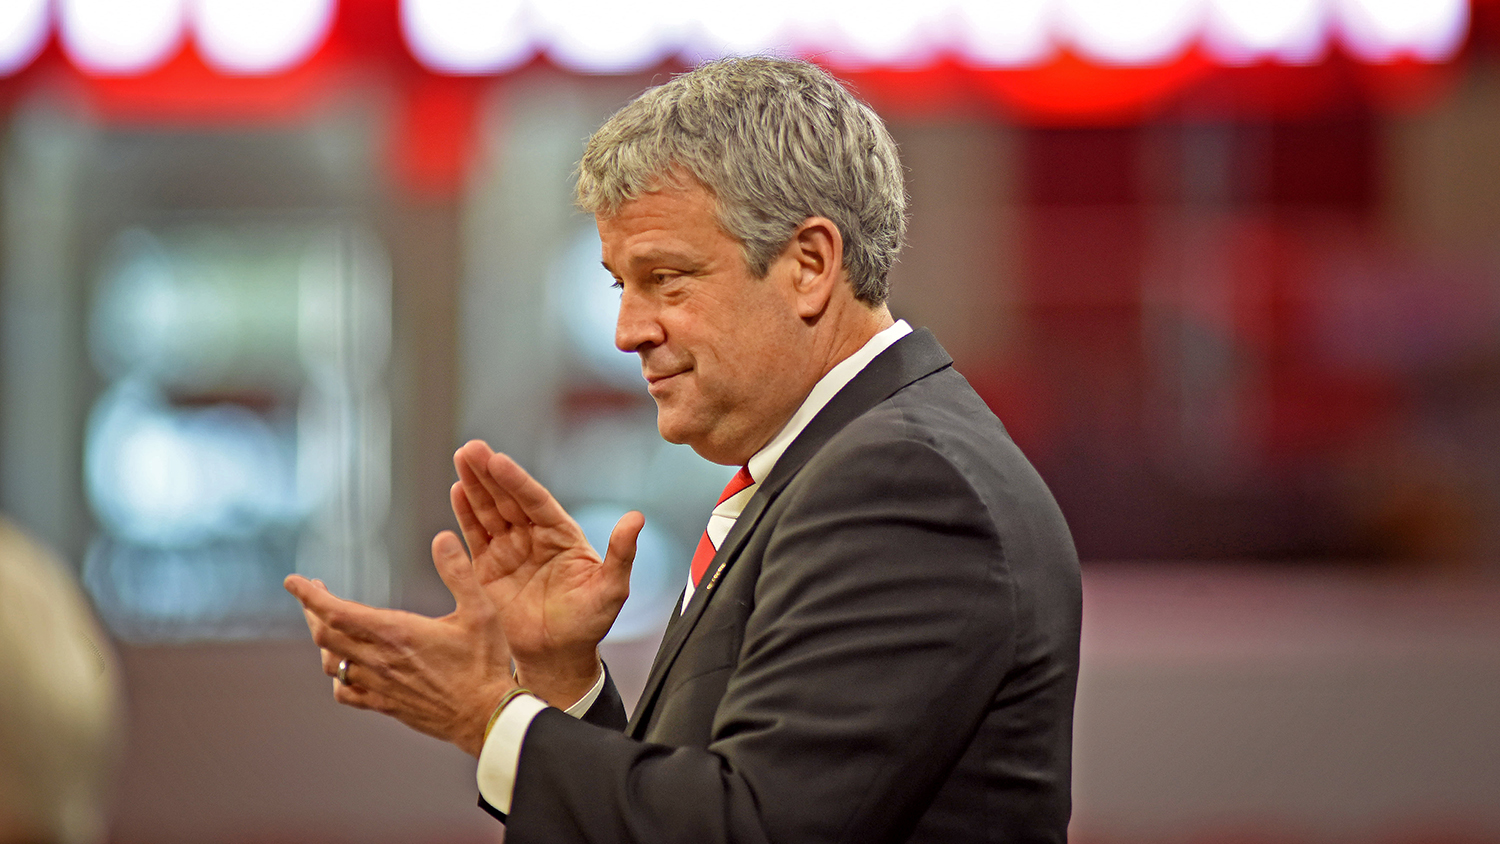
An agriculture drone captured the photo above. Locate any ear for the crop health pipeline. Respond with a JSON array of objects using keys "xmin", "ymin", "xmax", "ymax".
[{"xmin": 785, "ymin": 217, "xmax": 845, "ymax": 320}]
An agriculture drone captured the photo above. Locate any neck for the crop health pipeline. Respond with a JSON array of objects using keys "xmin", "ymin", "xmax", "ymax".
[{"xmin": 812, "ymin": 301, "xmax": 895, "ymax": 382}]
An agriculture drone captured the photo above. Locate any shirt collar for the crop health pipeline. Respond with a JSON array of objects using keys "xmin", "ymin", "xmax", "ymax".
[{"xmin": 745, "ymin": 319, "xmax": 912, "ymax": 484}]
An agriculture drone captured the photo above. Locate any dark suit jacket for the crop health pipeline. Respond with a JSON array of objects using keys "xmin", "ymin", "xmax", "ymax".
[{"xmin": 488, "ymin": 329, "xmax": 1082, "ymax": 843}]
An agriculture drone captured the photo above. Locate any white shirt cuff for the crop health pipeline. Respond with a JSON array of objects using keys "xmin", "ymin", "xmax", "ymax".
[
  {"xmin": 475, "ymin": 666, "xmax": 607, "ymax": 814},
  {"xmin": 476, "ymin": 693, "xmax": 546, "ymax": 814},
  {"xmin": 564, "ymin": 665, "xmax": 607, "ymax": 717}
]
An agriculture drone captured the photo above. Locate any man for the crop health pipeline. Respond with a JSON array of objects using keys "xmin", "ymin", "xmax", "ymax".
[{"xmin": 287, "ymin": 56, "xmax": 1081, "ymax": 843}]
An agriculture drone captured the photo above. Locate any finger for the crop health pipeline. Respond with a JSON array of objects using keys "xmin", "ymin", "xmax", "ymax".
[
  {"xmin": 285, "ymin": 575, "xmax": 391, "ymax": 653},
  {"xmin": 458, "ymin": 438, "xmax": 495, "ymax": 464},
  {"xmin": 450, "ymin": 481, "xmax": 491, "ymax": 559},
  {"xmin": 603, "ymin": 511, "xmax": 644, "ymax": 598},
  {"xmin": 457, "ymin": 457, "xmax": 527, "ymax": 544},
  {"xmin": 319, "ymin": 638, "xmax": 409, "ymax": 708},
  {"xmin": 285, "ymin": 574, "xmax": 348, "ymax": 619},
  {"xmin": 323, "ymin": 651, "xmax": 379, "ymax": 693},
  {"xmin": 287, "ymin": 579, "xmax": 333, "ymax": 638},
  {"xmin": 430, "ymin": 530, "xmax": 490, "ymax": 615},
  {"xmin": 332, "ymin": 674, "xmax": 379, "ymax": 710},
  {"xmin": 321, "ymin": 648, "xmax": 350, "ymax": 679},
  {"xmin": 289, "ymin": 578, "xmax": 346, "ymax": 651},
  {"xmin": 457, "ymin": 440, "xmax": 524, "ymax": 523},
  {"xmin": 485, "ymin": 451, "xmax": 576, "ymax": 530},
  {"xmin": 307, "ymin": 609, "xmax": 377, "ymax": 662},
  {"xmin": 286, "ymin": 575, "xmax": 323, "ymax": 634},
  {"xmin": 459, "ymin": 445, "xmax": 531, "ymax": 534}
]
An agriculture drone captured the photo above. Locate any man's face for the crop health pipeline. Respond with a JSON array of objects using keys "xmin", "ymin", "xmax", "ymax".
[{"xmin": 600, "ymin": 181, "xmax": 809, "ymax": 466}]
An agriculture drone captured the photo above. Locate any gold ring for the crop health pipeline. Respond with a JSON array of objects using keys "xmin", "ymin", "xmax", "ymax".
[{"xmin": 337, "ymin": 658, "xmax": 351, "ymax": 685}]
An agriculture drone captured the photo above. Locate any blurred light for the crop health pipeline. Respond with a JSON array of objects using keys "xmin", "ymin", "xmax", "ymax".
[
  {"xmin": 1, "ymin": 0, "xmax": 1470, "ymax": 81},
  {"xmin": 951, "ymin": 0, "xmax": 1055, "ymax": 67},
  {"xmin": 85, "ymin": 541, "xmax": 270, "ymax": 626},
  {"xmin": 1058, "ymin": 0, "xmax": 1202, "ymax": 64},
  {"xmin": 1336, "ymin": 0, "xmax": 1468, "ymax": 61},
  {"xmin": 0, "ymin": 0, "xmax": 47, "ymax": 76},
  {"xmin": 836, "ymin": 1, "xmax": 940, "ymax": 66},
  {"xmin": 297, "ymin": 226, "xmax": 393, "ymax": 388},
  {"xmin": 89, "ymin": 228, "xmax": 254, "ymax": 388},
  {"xmin": 60, "ymin": 0, "xmax": 186, "ymax": 75},
  {"xmin": 105, "ymin": 410, "xmax": 201, "ymax": 538},
  {"xmin": 401, "ymin": 0, "xmax": 532, "ymax": 74},
  {"xmin": 553, "ymin": 225, "xmax": 641, "ymax": 388},
  {"xmin": 797, "ymin": 0, "xmax": 945, "ymax": 69},
  {"xmin": 193, "ymin": 0, "xmax": 337, "ymax": 75},
  {"xmin": 532, "ymin": 0, "xmax": 682, "ymax": 73},
  {"xmin": 86, "ymin": 381, "xmax": 295, "ymax": 547},
  {"xmin": 681, "ymin": 0, "xmax": 797, "ymax": 61},
  {"xmin": 89, "ymin": 229, "xmax": 183, "ymax": 381},
  {"xmin": 1205, "ymin": 0, "xmax": 1327, "ymax": 64}
]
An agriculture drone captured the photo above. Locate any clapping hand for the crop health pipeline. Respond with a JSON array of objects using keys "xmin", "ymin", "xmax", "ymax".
[
  {"xmin": 450, "ymin": 440, "xmax": 643, "ymax": 708},
  {"xmin": 284, "ymin": 531, "xmax": 515, "ymax": 757}
]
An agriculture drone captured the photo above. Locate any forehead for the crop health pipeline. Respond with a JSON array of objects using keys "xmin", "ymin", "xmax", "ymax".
[{"xmin": 596, "ymin": 182, "xmax": 733, "ymax": 264}]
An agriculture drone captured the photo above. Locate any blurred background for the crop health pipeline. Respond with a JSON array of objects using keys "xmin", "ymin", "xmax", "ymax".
[{"xmin": 0, "ymin": 0, "xmax": 1496, "ymax": 841}]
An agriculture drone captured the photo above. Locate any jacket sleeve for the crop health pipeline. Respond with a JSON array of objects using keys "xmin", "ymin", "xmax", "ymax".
[
  {"xmin": 581, "ymin": 664, "xmax": 629, "ymax": 731},
  {"xmin": 478, "ymin": 663, "xmax": 630, "ymax": 822}
]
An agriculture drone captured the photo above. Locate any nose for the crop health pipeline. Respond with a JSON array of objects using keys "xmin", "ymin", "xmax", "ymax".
[{"xmin": 615, "ymin": 288, "xmax": 664, "ymax": 354}]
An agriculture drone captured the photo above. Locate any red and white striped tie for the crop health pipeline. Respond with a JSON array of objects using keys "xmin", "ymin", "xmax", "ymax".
[{"xmin": 689, "ymin": 466, "xmax": 756, "ymax": 588}]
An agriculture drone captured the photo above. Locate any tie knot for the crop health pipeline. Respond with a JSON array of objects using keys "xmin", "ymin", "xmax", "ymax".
[
  {"xmin": 689, "ymin": 466, "xmax": 757, "ymax": 590},
  {"xmin": 717, "ymin": 466, "xmax": 754, "ymax": 505}
]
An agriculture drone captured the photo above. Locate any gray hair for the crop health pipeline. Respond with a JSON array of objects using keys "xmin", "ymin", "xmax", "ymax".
[{"xmin": 576, "ymin": 56, "xmax": 907, "ymax": 305}]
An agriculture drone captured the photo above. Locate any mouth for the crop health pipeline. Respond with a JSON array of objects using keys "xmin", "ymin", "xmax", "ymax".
[{"xmin": 644, "ymin": 369, "xmax": 688, "ymax": 393}]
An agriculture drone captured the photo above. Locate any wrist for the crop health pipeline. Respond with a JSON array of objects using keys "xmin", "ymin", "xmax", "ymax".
[{"xmin": 513, "ymin": 650, "xmax": 602, "ymax": 709}]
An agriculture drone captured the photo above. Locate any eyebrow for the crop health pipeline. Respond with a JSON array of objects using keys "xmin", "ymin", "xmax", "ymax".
[{"xmin": 603, "ymin": 247, "xmax": 704, "ymax": 276}]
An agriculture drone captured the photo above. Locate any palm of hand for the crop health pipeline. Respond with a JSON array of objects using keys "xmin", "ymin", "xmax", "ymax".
[
  {"xmin": 470, "ymin": 508, "xmax": 626, "ymax": 663},
  {"xmin": 451, "ymin": 443, "xmax": 642, "ymax": 689}
]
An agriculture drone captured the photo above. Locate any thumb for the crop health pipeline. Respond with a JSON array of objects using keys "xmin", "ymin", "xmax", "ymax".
[
  {"xmin": 431, "ymin": 530, "xmax": 488, "ymax": 613},
  {"xmin": 603, "ymin": 511, "xmax": 645, "ymax": 583}
]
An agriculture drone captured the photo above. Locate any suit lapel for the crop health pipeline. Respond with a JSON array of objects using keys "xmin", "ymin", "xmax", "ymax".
[{"xmin": 625, "ymin": 329, "xmax": 953, "ymax": 737}]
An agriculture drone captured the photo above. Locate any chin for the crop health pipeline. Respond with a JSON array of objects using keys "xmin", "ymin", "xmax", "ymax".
[
  {"xmin": 655, "ymin": 414, "xmax": 728, "ymax": 463},
  {"xmin": 653, "ymin": 411, "xmax": 693, "ymax": 447},
  {"xmin": 655, "ymin": 423, "xmax": 688, "ymax": 446}
]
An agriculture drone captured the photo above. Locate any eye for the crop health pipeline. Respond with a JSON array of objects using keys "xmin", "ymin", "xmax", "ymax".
[{"xmin": 610, "ymin": 277, "xmax": 623, "ymax": 290}]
